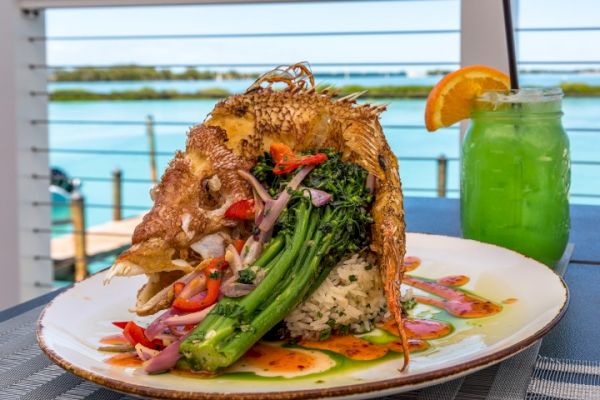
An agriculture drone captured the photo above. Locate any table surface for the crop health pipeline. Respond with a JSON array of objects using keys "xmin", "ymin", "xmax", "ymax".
[{"xmin": 1, "ymin": 197, "xmax": 598, "ymax": 365}]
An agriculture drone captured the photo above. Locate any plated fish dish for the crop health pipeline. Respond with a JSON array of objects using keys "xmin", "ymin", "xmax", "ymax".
[
  {"xmin": 37, "ymin": 63, "xmax": 568, "ymax": 400},
  {"xmin": 103, "ymin": 63, "xmax": 411, "ymax": 375}
]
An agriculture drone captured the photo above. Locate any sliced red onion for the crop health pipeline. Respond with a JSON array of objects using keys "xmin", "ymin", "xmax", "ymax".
[
  {"xmin": 153, "ymin": 333, "xmax": 177, "ymax": 346},
  {"xmin": 164, "ymin": 304, "xmax": 216, "ymax": 327},
  {"xmin": 145, "ymin": 310, "xmax": 173, "ymax": 341},
  {"xmin": 238, "ymin": 169, "xmax": 273, "ymax": 202},
  {"xmin": 224, "ymin": 244, "xmax": 243, "ymax": 275},
  {"xmin": 254, "ymin": 192, "xmax": 265, "ymax": 227},
  {"xmin": 135, "ymin": 343, "xmax": 160, "ymax": 361},
  {"xmin": 366, "ymin": 173, "xmax": 376, "ymax": 193},
  {"xmin": 221, "ymin": 282, "xmax": 256, "ymax": 297},
  {"xmin": 179, "ymin": 276, "xmax": 206, "ymax": 300},
  {"xmin": 257, "ymin": 165, "xmax": 314, "ymax": 234},
  {"xmin": 179, "ymin": 269, "xmax": 202, "ymax": 285},
  {"xmin": 302, "ymin": 187, "xmax": 332, "ymax": 207},
  {"xmin": 145, "ymin": 276, "xmax": 208, "ymax": 339},
  {"xmin": 143, "ymin": 334, "xmax": 189, "ymax": 374},
  {"xmin": 241, "ymin": 237, "xmax": 263, "ymax": 266},
  {"xmin": 239, "ymin": 166, "xmax": 314, "ymax": 265},
  {"xmin": 259, "ymin": 228, "xmax": 273, "ymax": 245},
  {"xmin": 169, "ymin": 326, "xmax": 188, "ymax": 337}
]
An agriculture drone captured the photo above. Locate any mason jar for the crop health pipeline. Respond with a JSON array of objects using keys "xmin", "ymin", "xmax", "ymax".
[{"xmin": 461, "ymin": 88, "xmax": 570, "ymax": 267}]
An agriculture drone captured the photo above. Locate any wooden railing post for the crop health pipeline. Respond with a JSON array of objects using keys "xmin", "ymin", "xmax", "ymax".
[
  {"xmin": 437, "ymin": 154, "xmax": 448, "ymax": 198},
  {"xmin": 146, "ymin": 115, "xmax": 158, "ymax": 184},
  {"xmin": 112, "ymin": 168, "xmax": 122, "ymax": 221},
  {"xmin": 71, "ymin": 192, "xmax": 87, "ymax": 282}
]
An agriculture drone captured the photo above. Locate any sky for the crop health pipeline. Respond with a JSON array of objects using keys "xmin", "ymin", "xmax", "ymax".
[{"xmin": 45, "ymin": 0, "xmax": 600, "ymax": 73}]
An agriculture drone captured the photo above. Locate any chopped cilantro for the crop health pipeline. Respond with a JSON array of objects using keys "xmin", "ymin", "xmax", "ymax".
[
  {"xmin": 338, "ymin": 325, "xmax": 350, "ymax": 335},
  {"xmin": 401, "ymin": 298, "xmax": 417, "ymax": 311},
  {"xmin": 319, "ymin": 328, "xmax": 332, "ymax": 341},
  {"xmin": 349, "ymin": 274, "xmax": 357, "ymax": 282},
  {"xmin": 238, "ymin": 269, "xmax": 257, "ymax": 284}
]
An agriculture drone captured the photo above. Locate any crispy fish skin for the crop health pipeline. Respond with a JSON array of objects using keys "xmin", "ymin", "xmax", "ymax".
[
  {"xmin": 133, "ymin": 125, "xmax": 252, "ymax": 248},
  {"xmin": 108, "ymin": 64, "xmax": 408, "ymax": 366},
  {"xmin": 106, "ymin": 125, "xmax": 252, "ymax": 312}
]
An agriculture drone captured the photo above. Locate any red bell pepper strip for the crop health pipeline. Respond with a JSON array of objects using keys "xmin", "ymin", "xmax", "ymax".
[
  {"xmin": 203, "ymin": 256, "xmax": 228, "ymax": 272},
  {"xmin": 270, "ymin": 143, "xmax": 295, "ymax": 164},
  {"xmin": 122, "ymin": 321, "xmax": 163, "ymax": 350},
  {"xmin": 224, "ymin": 199, "xmax": 255, "ymax": 220},
  {"xmin": 233, "ymin": 239, "xmax": 245, "ymax": 254},
  {"xmin": 172, "ymin": 281, "xmax": 185, "ymax": 297},
  {"xmin": 273, "ymin": 153, "xmax": 328, "ymax": 175},
  {"xmin": 172, "ymin": 257, "xmax": 228, "ymax": 312},
  {"xmin": 112, "ymin": 321, "xmax": 129, "ymax": 329}
]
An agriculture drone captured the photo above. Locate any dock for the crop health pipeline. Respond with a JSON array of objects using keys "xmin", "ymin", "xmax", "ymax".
[{"xmin": 51, "ymin": 214, "xmax": 144, "ymax": 276}]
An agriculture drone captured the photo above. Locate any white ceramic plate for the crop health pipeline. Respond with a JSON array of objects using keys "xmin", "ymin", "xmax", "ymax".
[{"xmin": 38, "ymin": 233, "xmax": 568, "ymax": 399}]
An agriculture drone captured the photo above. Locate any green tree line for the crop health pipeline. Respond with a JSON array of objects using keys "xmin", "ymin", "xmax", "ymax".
[
  {"xmin": 48, "ymin": 83, "xmax": 600, "ymax": 101},
  {"xmin": 50, "ymin": 66, "xmax": 258, "ymax": 82}
]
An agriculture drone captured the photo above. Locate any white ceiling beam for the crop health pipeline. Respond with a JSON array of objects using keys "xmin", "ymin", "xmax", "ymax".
[{"xmin": 19, "ymin": 0, "xmax": 395, "ymax": 10}]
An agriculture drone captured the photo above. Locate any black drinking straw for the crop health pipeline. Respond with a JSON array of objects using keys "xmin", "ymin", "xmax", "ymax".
[{"xmin": 502, "ymin": 0, "xmax": 519, "ymax": 90}]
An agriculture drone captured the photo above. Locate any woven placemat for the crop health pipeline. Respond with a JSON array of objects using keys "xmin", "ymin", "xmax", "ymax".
[{"xmin": 526, "ymin": 357, "xmax": 600, "ymax": 400}]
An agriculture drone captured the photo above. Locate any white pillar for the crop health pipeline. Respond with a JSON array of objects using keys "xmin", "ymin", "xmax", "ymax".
[
  {"xmin": 459, "ymin": 0, "xmax": 519, "ymax": 140},
  {"xmin": 461, "ymin": 0, "xmax": 519, "ymax": 73},
  {"xmin": 0, "ymin": 2, "xmax": 52, "ymax": 309}
]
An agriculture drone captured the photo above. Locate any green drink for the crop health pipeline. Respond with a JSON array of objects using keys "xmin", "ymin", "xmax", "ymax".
[{"xmin": 461, "ymin": 89, "xmax": 570, "ymax": 267}]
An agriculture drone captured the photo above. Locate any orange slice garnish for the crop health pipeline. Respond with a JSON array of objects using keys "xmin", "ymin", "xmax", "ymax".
[{"xmin": 424, "ymin": 65, "xmax": 510, "ymax": 132}]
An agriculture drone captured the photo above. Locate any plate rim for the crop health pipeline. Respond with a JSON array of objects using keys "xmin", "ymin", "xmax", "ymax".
[{"xmin": 37, "ymin": 233, "xmax": 570, "ymax": 400}]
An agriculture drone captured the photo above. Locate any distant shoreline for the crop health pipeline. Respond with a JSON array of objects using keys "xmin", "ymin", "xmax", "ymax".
[
  {"xmin": 49, "ymin": 83, "xmax": 600, "ymax": 101},
  {"xmin": 48, "ymin": 66, "xmax": 600, "ymax": 82}
]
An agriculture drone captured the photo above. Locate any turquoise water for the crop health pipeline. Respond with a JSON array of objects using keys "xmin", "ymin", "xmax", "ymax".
[{"xmin": 49, "ymin": 97, "xmax": 600, "ymax": 233}]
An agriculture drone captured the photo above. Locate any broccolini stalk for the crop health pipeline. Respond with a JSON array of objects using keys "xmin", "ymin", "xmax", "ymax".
[{"xmin": 179, "ymin": 150, "xmax": 373, "ymax": 372}]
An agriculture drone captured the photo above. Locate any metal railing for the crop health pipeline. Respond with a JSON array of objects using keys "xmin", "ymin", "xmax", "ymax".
[{"xmin": 16, "ymin": 0, "xmax": 600, "ymax": 287}]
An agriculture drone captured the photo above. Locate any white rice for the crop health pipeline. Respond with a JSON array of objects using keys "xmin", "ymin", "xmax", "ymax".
[{"xmin": 284, "ymin": 253, "xmax": 387, "ymax": 340}]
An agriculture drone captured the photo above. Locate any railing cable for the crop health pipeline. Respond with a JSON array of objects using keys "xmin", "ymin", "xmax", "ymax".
[
  {"xmin": 30, "ymin": 61, "xmax": 460, "ymax": 70},
  {"xmin": 33, "ymin": 201, "xmax": 148, "ymax": 211},
  {"xmin": 31, "ymin": 146, "xmax": 173, "ymax": 157},
  {"xmin": 29, "ymin": 29, "xmax": 460, "ymax": 42}
]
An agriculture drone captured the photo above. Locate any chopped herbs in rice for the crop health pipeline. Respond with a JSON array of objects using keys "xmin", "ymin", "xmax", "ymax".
[{"xmin": 284, "ymin": 253, "xmax": 388, "ymax": 340}]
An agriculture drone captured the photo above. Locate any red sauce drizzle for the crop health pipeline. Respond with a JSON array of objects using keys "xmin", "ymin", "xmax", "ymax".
[
  {"xmin": 379, "ymin": 318, "xmax": 452, "ymax": 340},
  {"xmin": 404, "ymin": 276, "xmax": 502, "ymax": 318},
  {"xmin": 300, "ymin": 335, "xmax": 428, "ymax": 361},
  {"xmin": 403, "ymin": 256, "xmax": 422, "ymax": 272},
  {"xmin": 105, "ymin": 352, "xmax": 142, "ymax": 367},
  {"xmin": 236, "ymin": 343, "xmax": 317, "ymax": 373},
  {"xmin": 502, "ymin": 298, "xmax": 518, "ymax": 304},
  {"xmin": 437, "ymin": 275, "xmax": 470, "ymax": 287},
  {"xmin": 99, "ymin": 334, "xmax": 129, "ymax": 346}
]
